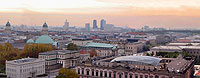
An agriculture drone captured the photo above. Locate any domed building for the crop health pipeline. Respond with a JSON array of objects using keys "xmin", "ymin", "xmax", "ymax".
[
  {"xmin": 26, "ymin": 35, "xmax": 57, "ymax": 46},
  {"xmin": 4, "ymin": 21, "xmax": 12, "ymax": 34},
  {"xmin": 35, "ymin": 35, "xmax": 55, "ymax": 44},
  {"xmin": 26, "ymin": 39, "xmax": 35, "ymax": 44},
  {"xmin": 41, "ymin": 22, "xmax": 48, "ymax": 35}
]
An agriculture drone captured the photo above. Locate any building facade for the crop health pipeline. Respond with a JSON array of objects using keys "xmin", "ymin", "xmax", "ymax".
[
  {"xmin": 63, "ymin": 19, "xmax": 69, "ymax": 31},
  {"xmin": 39, "ymin": 50, "xmax": 80, "ymax": 72},
  {"xmin": 41, "ymin": 22, "xmax": 48, "ymax": 35},
  {"xmin": 6, "ymin": 58, "xmax": 45, "ymax": 78},
  {"xmin": 100, "ymin": 19, "xmax": 106, "ymax": 30},
  {"xmin": 85, "ymin": 23, "xmax": 90, "ymax": 31},
  {"xmin": 76, "ymin": 56, "xmax": 194, "ymax": 78},
  {"xmin": 93, "ymin": 20, "xmax": 98, "ymax": 29},
  {"xmin": 125, "ymin": 42, "xmax": 144, "ymax": 55}
]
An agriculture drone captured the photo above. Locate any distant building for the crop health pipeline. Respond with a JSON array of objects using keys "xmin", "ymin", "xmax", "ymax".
[
  {"xmin": 151, "ymin": 45, "xmax": 200, "ymax": 64},
  {"xmin": 142, "ymin": 26, "xmax": 150, "ymax": 31},
  {"xmin": 93, "ymin": 20, "xmax": 98, "ymax": 29},
  {"xmin": 6, "ymin": 58, "xmax": 45, "ymax": 78},
  {"xmin": 85, "ymin": 23, "xmax": 90, "ymax": 31},
  {"xmin": 63, "ymin": 19, "xmax": 69, "ymax": 31},
  {"xmin": 72, "ymin": 38, "xmax": 92, "ymax": 47},
  {"xmin": 124, "ymin": 42, "xmax": 144, "ymax": 55},
  {"xmin": 26, "ymin": 35, "xmax": 57, "ymax": 46},
  {"xmin": 41, "ymin": 22, "xmax": 48, "ymax": 35},
  {"xmin": 4, "ymin": 21, "xmax": 12, "ymax": 34},
  {"xmin": 81, "ymin": 42, "xmax": 117, "ymax": 58},
  {"xmin": 104, "ymin": 24, "xmax": 114, "ymax": 31},
  {"xmin": 100, "ymin": 19, "xmax": 106, "ymax": 30}
]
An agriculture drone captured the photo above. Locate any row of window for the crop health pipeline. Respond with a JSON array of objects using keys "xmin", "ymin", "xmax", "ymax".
[{"xmin": 77, "ymin": 68, "xmax": 166, "ymax": 78}]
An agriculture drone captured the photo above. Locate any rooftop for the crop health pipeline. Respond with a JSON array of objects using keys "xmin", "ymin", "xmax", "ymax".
[
  {"xmin": 39, "ymin": 50, "xmax": 78, "ymax": 55},
  {"xmin": 167, "ymin": 58, "xmax": 193, "ymax": 73},
  {"xmin": 6, "ymin": 58, "xmax": 44, "ymax": 64},
  {"xmin": 111, "ymin": 56, "xmax": 161, "ymax": 66},
  {"xmin": 35, "ymin": 35, "xmax": 55, "ymax": 44},
  {"xmin": 167, "ymin": 43, "xmax": 200, "ymax": 46},
  {"xmin": 84, "ymin": 42, "xmax": 116, "ymax": 49},
  {"xmin": 26, "ymin": 39, "xmax": 34, "ymax": 43}
]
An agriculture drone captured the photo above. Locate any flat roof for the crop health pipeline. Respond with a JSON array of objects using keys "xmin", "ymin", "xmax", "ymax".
[
  {"xmin": 167, "ymin": 43, "xmax": 200, "ymax": 46},
  {"xmin": 167, "ymin": 58, "xmax": 192, "ymax": 73},
  {"xmin": 39, "ymin": 50, "xmax": 78, "ymax": 55},
  {"xmin": 84, "ymin": 42, "xmax": 116, "ymax": 49},
  {"xmin": 6, "ymin": 58, "xmax": 44, "ymax": 64}
]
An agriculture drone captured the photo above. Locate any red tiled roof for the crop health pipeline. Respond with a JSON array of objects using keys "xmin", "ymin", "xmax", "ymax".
[
  {"xmin": 127, "ymin": 32, "xmax": 146, "ymax": 35},
  {"xmin": 89, "ymin": 36, "xmax": 98, "ymax": 39},
  {"xmin": 177, "ymin": 39, "xmax": 192, "ymax": 43},
  {"xmin": 80, "ymin": 50, "xmax": 88, "ymax": 54}
]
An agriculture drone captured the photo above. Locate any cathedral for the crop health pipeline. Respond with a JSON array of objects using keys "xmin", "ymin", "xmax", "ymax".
[
  {"xmin": 4, "ymin": 21, "xmax": 12, "ymax": 34},
  {"xmin": 41, "ymin": 22, "xmax": 48, "ymax": 35}
]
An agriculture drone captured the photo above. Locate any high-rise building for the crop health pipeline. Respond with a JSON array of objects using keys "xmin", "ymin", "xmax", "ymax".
[
  {"xmin": 41, "ymin": 22, "xmax": 48, "ymax": 35},
  {"xmin": 4, "ymin": 21, "xmax": 12, "ymax": 34},
  {"xmin": 93, "ymin": 20, "xmax": 98, "ymax": 29},
  {"xmin": 63, "ymin": 19, "xmax": 69, "ymax": 31},
  {"xmin": 85, "ymin": 23, "xmax": 90, "ymax": 31},
  {"xmin": 100, "ymin": 19, "xmax": 106, "ymax": 30}
]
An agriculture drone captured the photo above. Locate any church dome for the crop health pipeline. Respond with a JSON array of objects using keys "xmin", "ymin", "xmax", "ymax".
[
  {"xmin": 6, "ymin": 21, "xmax": 11, "ymax": 26},
  {"xmin": 43, "ymin": 22, "xmax": 48, "ymax": 27},
  {"xmin": 26, "ymin": 39, "xmax": 34, "ymax": 43},
  {"xmin": 35, "ymin": 35, "xmax": 54, "ymax": 44}
]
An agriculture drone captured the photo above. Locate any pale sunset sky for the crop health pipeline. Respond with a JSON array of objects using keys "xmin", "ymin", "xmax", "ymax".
[{"xmin": 0, "ymin": 0, "xmax": 200, "ymax": 29}]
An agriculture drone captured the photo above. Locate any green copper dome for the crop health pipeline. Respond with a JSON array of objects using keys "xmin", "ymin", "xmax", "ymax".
[
  {"xmin": 6, "ymin": 21, "xmax": 11, "ymax": 26},
  {"xmin": 26, "ymin": 39, "xmax": 34, "ymax": 43},
  {"xmin": 35, "ymin": 35, "xmax": 54, "ymax": 44}
]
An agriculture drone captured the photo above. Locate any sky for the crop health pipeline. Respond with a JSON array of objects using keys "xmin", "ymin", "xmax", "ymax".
[{"xmin": 0, "ymin": 0, "xmax": 200, "ymax": 29}]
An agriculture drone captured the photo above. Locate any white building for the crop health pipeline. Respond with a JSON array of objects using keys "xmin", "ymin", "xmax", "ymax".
[
  {"xmin": 72, "ymin": 38, "xmax": 92, "ymax": 46},
  {"xmin": 6, "ymin": 58, "xmax": 45, "ymax": 78}
]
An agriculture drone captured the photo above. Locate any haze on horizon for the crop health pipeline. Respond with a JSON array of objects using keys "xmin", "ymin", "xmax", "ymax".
[{"xmin": 0, "ymin": 0, "xmax": 200, "ymax": 29}]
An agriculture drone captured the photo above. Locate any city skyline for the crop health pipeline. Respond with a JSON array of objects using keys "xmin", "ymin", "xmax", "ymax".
[{"xmin": 1, "ymin": 0, "xmax": 200, "ymax": 28}]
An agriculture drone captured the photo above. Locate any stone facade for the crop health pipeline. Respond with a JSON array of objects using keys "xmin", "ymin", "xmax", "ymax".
[{"xmin": 6, "ymin": 58, "xmax": 45, "ymax": 78}]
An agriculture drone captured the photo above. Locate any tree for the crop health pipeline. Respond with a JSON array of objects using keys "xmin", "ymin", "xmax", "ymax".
[
  {"xmin": 20, "ymin": 44, "xmax": 53, "ymax": 58},
  {"xmin": 89, "ymin": 49, "xmax": 97, "ymax": 57},
  {"xmin": 67, "ymin": 43, "xmax": 78, "ymax": 51},
  {"xmin": 0, "ymin": 42, "xmax": 21, "ymax": 73},
  {"xmin": 56, "ymin": 68, "xmax": 79, "ymax": 78}
]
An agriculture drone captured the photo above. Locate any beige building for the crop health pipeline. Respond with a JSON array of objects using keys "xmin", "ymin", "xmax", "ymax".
[
  {"xmin": 124, "ymin": 42, "xmax": 144, "ymax": 55},
  {"xmin": 39, "ymin": 50, "xmax": 80, "ymax": 70},
  {"xmin": 72, "ymin": 38, "xmax": 92, "ymax": 46},
  {"xmin": 6, "ymin": 58, "xmax": 45, "ymax": 78}
]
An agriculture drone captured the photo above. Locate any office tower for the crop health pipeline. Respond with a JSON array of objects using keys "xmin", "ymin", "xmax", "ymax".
[
  {"xmin": 93, "ymin": 20, "xmax": 98, "ymax": 29},
  {"xmin": 100, "ymin": 19, "xmax": 106, "ymax": 30},
  {"xmin": 41, "ymin": 22, "xmax": 48, "ymax": 35},
  {"xmin": 85, "ymin": 23, "xmax": 90, "ymax": 31},
  {"xmin": 63, "ymin": 19, "xmax": 69, "ymax": 31},
  {"xmin": 4, "ymin": 21, "xmax": 12, "ymax": 34}
]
